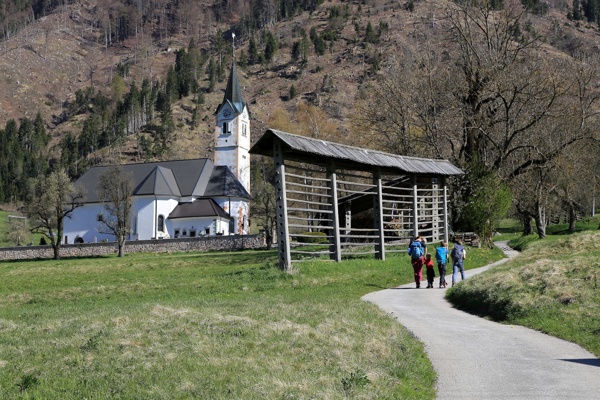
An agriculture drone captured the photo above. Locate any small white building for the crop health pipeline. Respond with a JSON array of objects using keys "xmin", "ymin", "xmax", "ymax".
[{"xmin": 63, "ymin": 62, "xmax": 252, "ymax": 244}]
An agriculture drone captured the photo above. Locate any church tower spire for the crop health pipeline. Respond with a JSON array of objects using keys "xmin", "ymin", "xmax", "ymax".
[
  {"xmin": 214, "ymin": 60, "xmax": 250, "ymax": 193},
  {"xmin": 214, "ymin": 38, "xmax": 251, "ymax": 235}
]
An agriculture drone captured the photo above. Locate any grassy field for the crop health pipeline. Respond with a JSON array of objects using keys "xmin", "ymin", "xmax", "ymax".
[
  {"xmin": 0, "ymin": 244, "xmax": 503, "ymax": 399},
  {"xmin": 447, "ymin": 230, "xmax": 600, "ymax": 357},
  {"xmin": 0, "ymin": 208, "xmax": 41, "ymax": 247}
]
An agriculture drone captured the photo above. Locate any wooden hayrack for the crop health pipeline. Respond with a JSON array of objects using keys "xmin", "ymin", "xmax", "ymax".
[{"xmin": 250, "ymin": 129, "xmax": 464, "ymax": 271}]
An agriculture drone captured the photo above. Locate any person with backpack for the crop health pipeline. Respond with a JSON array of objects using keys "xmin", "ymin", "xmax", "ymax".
[
  {"xmin": 408, "ymin": 236, "xmax": 427, "ymax": 288},
  {"xmin": 451, "ymin": 238, "xmax": 467, "ymax": 286},
  {"xmin": 435, "ymin": 241, "xmax": 449, "ymax": 288}
]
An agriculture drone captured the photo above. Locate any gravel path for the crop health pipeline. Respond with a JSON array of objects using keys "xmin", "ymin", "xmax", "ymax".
[{"xmin": 362, "ymin": 242, "xmax": 600, "ymax": 399}]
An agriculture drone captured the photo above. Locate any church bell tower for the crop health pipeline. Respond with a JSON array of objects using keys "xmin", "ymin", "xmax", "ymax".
[{"xmin": 214, "ymin": 59, "xmax": 250, "ymax": 193}]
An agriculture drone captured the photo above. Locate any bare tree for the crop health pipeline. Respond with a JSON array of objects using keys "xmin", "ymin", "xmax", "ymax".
[
  {"xmin": 357, "ymin": 0, "xmax": 600, "ymax": 241},
  {"xmin": 27, "ymin": 169, "xmax": 85, "ymax": 259},
  {"xmin": 97, "ymin": 166, "xmax": 134, "ymax": 257},
  {"xmin": 6, "ymin": 216, "xmax": 30, "ymax": 246},
  {"xmin": 251, "ymin": 158, "xmax": 276, "ymax": 249}
]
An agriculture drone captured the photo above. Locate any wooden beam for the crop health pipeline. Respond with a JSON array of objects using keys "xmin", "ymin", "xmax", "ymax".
[
  {"xmin": 373, "ymin": 167, "xmax": 385, "ymax": 261},
  {"xmin": 273, "ymin": 139, "xmax": 292, "ymax": 271},
  {"xmin": 443, "ymin": 177, "xmax": 449, "ymax": 244},
  {"xmin": 327, "ymin": 161, "xmax": 341, "ymax": 262},
  {"xmin": 412, "ymin": 175, "xmax": 418, "ymax": 238}
]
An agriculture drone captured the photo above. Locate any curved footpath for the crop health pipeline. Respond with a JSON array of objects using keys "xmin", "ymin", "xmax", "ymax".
[{"xmin": 362, "ymin": 242, "xmax": 600, "ymax": 399}]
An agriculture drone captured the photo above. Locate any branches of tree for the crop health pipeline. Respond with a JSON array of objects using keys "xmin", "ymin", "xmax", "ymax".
[
  {"xmin": 357, "ymin": 0, "xmax": 600, "ymax": 242},
  {"xmin": 97, "ymin": 166, "xmax": 134, "ymax": 257},
  {"xmin": 26, "ymin": 168, "xmax": 84, "ymax": 259}
]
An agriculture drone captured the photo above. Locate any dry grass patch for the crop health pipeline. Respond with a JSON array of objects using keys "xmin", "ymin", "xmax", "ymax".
[{"xmin": 448, "ymin": 232, "xmax": 600, "ymax": 356}]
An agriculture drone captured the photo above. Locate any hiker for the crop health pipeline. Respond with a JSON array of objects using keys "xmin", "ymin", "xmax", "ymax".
[
  {"xmin": 424, "ymin": 253, "xmax": 435, "ymax": 288},
  {"xmin": 451, "ymin": 238, "xmax": 467, "ymax": 286},
  {"xmin": 435, "ymin": 240, "xmax": 449, "ymax": 288},
  {"xmin": 408, "ymin": 236, "xmax": 426, "ymax": 288}
]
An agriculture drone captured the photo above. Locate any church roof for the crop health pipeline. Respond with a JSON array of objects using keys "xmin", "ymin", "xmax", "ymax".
[
  {"xmin": 135, "ymin": 166, "xmax": 181, "ymax": 197},
  {"xmin": 75, "ymin": 159, "xmax": 251, "ymax": 203},
  {"xmin": 250, "ymin": 129, "xmax": 464, "ymax": 176},
  {"xmin": 168, "ymin": 199, "xmax": 232, "ymax": 220},
  {"xmin": 216, "ymin": 63, "xmax": 246, "ymax": 115},
  {"xmin": 204, "ymin": 166, "xmax": 251, "ymax": 199}
]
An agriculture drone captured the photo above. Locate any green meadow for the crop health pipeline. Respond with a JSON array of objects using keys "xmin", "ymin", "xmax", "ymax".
[{"xmin": 0, "ymin": 243, "xmax": 502, "ymax": 399}]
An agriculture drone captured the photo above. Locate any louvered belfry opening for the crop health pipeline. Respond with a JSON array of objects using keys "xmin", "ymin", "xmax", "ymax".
[{"xmin": 250, "ymin": 129, "xmax": 463, "ymax": 271}]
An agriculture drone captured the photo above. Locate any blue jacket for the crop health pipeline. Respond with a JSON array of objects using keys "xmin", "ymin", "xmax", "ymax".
[{"xmin": 435, "ymin": 246, "xmax": 448, "ymax": 263}]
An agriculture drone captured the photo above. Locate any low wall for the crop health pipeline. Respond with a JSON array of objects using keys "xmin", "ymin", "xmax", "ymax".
[{"xmin": 0, "ymin": 234, "xmax": 266, "ymax": 261}]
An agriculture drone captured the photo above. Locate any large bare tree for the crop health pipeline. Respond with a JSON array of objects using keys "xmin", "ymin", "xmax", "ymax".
[
  {"xmin": 97, "ymin": 166, "xmax": 134, "ymax": 257},
  {"xmin": 356, "ymin": 0, "xmax": 600, "ymax": 241},
  {"xmin": 27, "ymin": 169, "xmax": 84, "ymax": 259}
]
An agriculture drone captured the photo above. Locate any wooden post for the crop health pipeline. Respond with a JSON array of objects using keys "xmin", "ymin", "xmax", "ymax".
[
  {"xmin": 273, "ymin": 139, "xmax": 292, "ymax": 271},
  {"xmin": 432, "ymin": 177, "xmax": 439, "ymax": 242},
  {"xmin": 443, "ymin": 177, "xmax": 449, "ymax": 244},
  {"xmin": 345, "ymin": 204, "xmax": 352, "ymax": 241},
  {"xmin": 412, "ymin": 175, "xmax": 418, "ymax": 238},
  {"xmin": 373, "ymin": 168, "xmax": 385, "ymax": 261},
  {"xmin": 327, "ymin": 160, "xmax": 341, "ymax": 261}
]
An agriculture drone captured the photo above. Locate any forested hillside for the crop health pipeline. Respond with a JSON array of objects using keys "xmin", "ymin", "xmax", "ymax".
[{"xmin": 1, "ymin": 0, "xmax": 599, "ymax": 241}]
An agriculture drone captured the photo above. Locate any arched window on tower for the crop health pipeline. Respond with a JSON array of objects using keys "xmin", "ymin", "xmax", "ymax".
[
  {"xmin": 157, "ymin": 215, "xmax": 165, "ymax": 232},
  {"xmin": 223, "ymin": 122, "xmax": 230, "ymax": 134}
]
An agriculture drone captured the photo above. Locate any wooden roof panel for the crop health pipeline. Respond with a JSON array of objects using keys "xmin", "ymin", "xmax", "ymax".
[{"xmin": 250, "ymin": 129, "xmax": 463, "ymax": 176}]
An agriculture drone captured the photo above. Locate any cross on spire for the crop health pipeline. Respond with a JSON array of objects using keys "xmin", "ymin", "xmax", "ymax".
[{"xmin": 232, "ymin": 32, "xmax": 236, "ymax": 59}]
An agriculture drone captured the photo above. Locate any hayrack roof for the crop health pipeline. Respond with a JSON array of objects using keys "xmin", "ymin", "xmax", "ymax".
[{"xmin": 250, "ymin": 129, "xmax": 463, "ymax": 176}]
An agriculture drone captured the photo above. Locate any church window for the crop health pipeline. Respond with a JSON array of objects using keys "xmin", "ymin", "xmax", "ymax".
[
  {"xmin": 223, "ymin": 122, "xmax": 230, "ymax": 134},
  {"xmin": 157, "ymin": 215, "xmax": 165, "ymax": 232},
  {"xmin": 242, "ymin": 123, "xmax": 247, "ymax": 137}
]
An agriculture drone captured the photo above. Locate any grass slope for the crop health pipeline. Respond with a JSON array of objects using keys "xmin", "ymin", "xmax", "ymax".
[
  {"xmin": 447, "ymin": 231, "xmax": 600, "ymax": 357},
  {"xmin": 0, "ymin": 245, "xmax": 502, "ymax": 398}
]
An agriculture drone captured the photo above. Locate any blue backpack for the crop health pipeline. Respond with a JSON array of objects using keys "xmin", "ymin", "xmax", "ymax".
[
  {"xmin": 451, "ymin": 244, "xmax": 465, "ymax": 261},
  {"xmin": 435, "ymin": 247, "xmax": 448, "ymax": 263},
  {"xmin": 408, "ymin": 241, "xmax": 424, "ymax": 259}
]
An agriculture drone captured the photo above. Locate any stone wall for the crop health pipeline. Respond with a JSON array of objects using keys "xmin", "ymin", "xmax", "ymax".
[{"xmin": 0, "ymin": 234, "xmax": 266, "ymax": 261}]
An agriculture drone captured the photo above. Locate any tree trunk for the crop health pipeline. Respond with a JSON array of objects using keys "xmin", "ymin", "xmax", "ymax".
[
  {"xmin": 265, "ymin": 229, "xmax": 273, "ymax": 250},
  {"xmin": 568, "ymin": 202, "xmax": 577, "ymax": 233},
  {"xmin": 535, "ymin": 201, "xmax": 547, "ymax": 239},
  {"xmin": 52, "ymin": 243, "xmax": 60, "ymax": 259},
  {"xmin": 522, "ymin": 213, "xmax": 533, "ymax": 236},
  {"xmin": 118, "ymin": 242, "xmax": 124, "ymax": 257}
]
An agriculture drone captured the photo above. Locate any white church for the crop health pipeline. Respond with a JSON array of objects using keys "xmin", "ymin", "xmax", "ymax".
[{"xmin": 63, "ymin": 63, "xmax": 251, "ymax": 244}]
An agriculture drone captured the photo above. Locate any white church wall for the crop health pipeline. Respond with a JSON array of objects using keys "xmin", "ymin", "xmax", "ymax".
[
  {"xmin": 215, "ymin": 197, "xmax": 250, "ymax": 235},
  {"xmin": 170, "ymin": 216, "xmax": 230, "ymax": 238},
  {"xmin": 64, "ymin": 203, "xmax": 115, "ymax": 244},
  {"xmin": 135, "ymin": 197, "xmax": 156, "ymax": 240},
  {"xmin": 135, "ymin": 197, "xmax": 180, "ymax": 240}
]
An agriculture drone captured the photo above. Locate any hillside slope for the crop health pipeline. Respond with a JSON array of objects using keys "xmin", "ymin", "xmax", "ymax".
[{"xmin": 0, "ymin": 0, "xmax": 599, "ymax": 164}]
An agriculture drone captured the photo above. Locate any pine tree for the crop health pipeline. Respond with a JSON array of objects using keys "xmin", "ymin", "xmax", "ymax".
[
  {"xmin": 207, "ymin": 57, "xmax": 217, "ymax": 92},
  {"xmin": 264, "ymin": 31, "xmax": 279, "ymax": 62}
]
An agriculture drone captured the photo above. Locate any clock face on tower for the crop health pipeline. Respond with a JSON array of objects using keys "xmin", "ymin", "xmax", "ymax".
[{"xmin": 222, "ymin": 108, "xmax": 232, "ymax": 118}]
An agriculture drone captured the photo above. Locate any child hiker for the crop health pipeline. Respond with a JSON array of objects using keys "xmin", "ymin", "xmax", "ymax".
[
  {"xmin": 424, "ymin": 253, "xmax": 435, "ymax": 288},
  {"xmin": 435, "ymin": 241, "xmax": 449, "ymax": 288}
]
